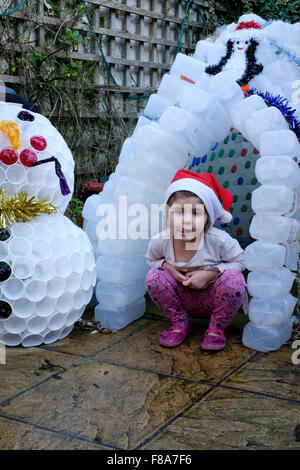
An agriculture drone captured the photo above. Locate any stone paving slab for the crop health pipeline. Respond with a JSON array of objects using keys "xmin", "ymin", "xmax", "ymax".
[
  {"xmin": 142, "ymin": 387, "xmax": 300, "ymax": 450},
  {"xmin": 1, "ymin": 314, "xmax": 299, "ymax": 451},
  {"xmin": 0, "ymin": 359, "xmax": 210, "ymax": 450},
  {"xmin": 0, "ymin": 416, "xmax": 106, "ymax": 450},
  {"xmin": 0, "ymin": 346, "xmax": 79, "ymax": 405},
  {"xmin": 93, "ymin": 320, "xmax": 256, "ymax": 383},
  {"xmin": 41, "ymin": 315, "xmax": 152, "ymax": 357},
  {"xmin": 222, "ymin": 345, "xmax": 300, "ymax": 400}
]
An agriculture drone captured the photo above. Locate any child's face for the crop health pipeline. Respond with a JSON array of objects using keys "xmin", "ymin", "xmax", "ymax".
[{"xmin": 168, "ymin": 195, "xmax": 208, "ymax": 242}]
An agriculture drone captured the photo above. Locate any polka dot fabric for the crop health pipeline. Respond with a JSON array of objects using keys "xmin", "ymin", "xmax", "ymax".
[{"xmin": 186, "ymin": 127, "xmax": 261, "ymax": 249}]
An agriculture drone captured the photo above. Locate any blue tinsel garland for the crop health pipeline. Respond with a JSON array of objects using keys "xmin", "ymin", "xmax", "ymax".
[
  {"xmin": 268, "ymin": 38, "xmax": 300, "ymax": 69},
  {"xmin": 246, "ymin": 87, "xmax": 300, "ymax": 142}
]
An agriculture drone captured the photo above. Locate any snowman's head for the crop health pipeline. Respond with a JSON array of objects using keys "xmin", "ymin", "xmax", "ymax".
[{"xmin": 0, "ymin": 103, "xmax": 74, "ymax": 213}]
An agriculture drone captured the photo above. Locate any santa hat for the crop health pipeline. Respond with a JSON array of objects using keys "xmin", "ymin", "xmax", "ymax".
[
  {"xmin": 165, "ymin": 169, "xmax": 233, "ymax": 225},
  {"xmin": 223, "ymin": 13, "xmax": 266, "ymax": 41},
  {"xmin": 235, "ymin": 13, "xmax": 266, "ymax": 31}
]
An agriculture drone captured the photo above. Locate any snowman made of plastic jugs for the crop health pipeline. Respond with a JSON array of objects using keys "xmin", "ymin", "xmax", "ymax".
[{"xmin": 0, "ymin": 102, "xmax": 96, "ymax": 347}]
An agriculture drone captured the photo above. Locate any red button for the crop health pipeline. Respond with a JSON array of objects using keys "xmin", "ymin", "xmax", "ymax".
[
  {"xmin": 20, "ymin": 148, "xmax": 38, "ymax": 167},
  {"xmin": 30, "ymin": 136, "xmax": 47, "ymax": 151},
  {"xmin": 0, "ymin": 148, "xmax": 18, "ymax": 165}
]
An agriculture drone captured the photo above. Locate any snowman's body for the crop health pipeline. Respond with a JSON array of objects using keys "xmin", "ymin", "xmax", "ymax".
[{"xmin": 0, "ymin": 102, "xmax": 96, "ymax": 347}]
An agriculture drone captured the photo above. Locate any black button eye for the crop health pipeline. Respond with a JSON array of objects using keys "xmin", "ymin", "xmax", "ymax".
[
  {"xmin": 245, "ymin": 41, "xmax": 248, "ymax": 44},
  {"xmin": 237, "ymin": 41, "xmax": 240, "ymax": 44}
]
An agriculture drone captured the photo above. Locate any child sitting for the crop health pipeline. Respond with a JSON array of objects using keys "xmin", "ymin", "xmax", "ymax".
[{"xmin": 145, "ymin": 169, "xmax": 248, "ymax": 351}]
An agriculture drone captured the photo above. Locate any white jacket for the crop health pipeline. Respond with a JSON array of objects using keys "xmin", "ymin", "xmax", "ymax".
[{"xmin": 145, "ymin": 225, "xmax": 249, "ymax": 314}]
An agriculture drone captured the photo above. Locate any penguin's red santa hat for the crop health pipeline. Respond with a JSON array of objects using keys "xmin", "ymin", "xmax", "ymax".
[{"xmin": 223, "ymin": 13, "xmax": 266, "ymax": 41}]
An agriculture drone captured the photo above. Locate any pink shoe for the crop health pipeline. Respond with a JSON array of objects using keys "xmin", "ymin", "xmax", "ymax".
[
  {"xmin": 201, "ymin": 328, "xmax": 226, "ymax": 351},
  {"xmin": 159, "ymin": 324, "xmax": 192, "ymax": 348}
]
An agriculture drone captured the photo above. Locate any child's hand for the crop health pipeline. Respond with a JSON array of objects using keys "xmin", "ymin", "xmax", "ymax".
[
  {"xmin": 162, "ymin": 261, "xmax": 188, "ymax": 284},
  {"xmin": 182, "ymin": 270, "xmax": 217, "ymax": 289}
]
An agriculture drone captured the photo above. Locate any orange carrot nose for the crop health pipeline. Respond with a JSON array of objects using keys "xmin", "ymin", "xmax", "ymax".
[
  {"xmin": 0, "ymin": 120, "xmax": 21, "ymax": 150},
  {"xmin": 241, "ymin": 84, "xmax": 250, "ymax": 92}
]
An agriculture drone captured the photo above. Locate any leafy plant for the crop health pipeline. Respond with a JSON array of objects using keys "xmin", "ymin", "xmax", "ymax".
[
  {"xmin": 222, "ymin": 0, "xmax": 300, "ymax": 22},
  {"xmin": 67, "ymin": 197, "xmax": 84, "ymax": 223},
  {"xmin": 59, "ymin": 27, "xmax": 82, "ymax": 46}
]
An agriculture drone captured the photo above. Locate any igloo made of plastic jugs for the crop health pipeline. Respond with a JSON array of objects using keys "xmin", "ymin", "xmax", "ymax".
[
  {"xmin": 0, "ymin": 102, "xmax": 74, "ymax": 213},
  {"xmin": 243, "ymin": 238, "xmax": 299, "ymax": 352},
  {"xmin": 225, "ymin": 85, "xmax": 300, "ymax": 352},
  {"xmin": 82, "ymin": 180, "xmax": 151, "ymax": 330},
  {"xmin": 81, "ymin": 54, "xmax": 248, "ymax": 330},
  {"xmin": 0, "ymin": 213, "xmax": 96, "ymax": 347},
  {"xmin": 84, "ymin": 38, "xmax": 300, "ymax": 338},
  {"xmin": 242, "ymin": 150, "xmax": 300, "ymax": 351}
]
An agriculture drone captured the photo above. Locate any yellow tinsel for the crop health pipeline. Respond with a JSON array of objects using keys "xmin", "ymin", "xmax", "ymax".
[{"xmin": 0, "ymin": 187, "xmax": 58, "ymax": 228}]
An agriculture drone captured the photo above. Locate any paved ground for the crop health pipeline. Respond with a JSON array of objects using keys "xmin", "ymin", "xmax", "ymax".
[{"xmin": 0, "ymin": 310, "xmax": 299, "ymax": 450}]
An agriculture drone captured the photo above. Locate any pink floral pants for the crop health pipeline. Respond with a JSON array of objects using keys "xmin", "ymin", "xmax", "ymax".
[{"xmin": 145, "ymin": 266, "xmax": 247, "ymax": 330}]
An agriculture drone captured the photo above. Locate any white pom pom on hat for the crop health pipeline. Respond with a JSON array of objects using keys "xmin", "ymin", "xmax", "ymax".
[
  {"xmin": 165, "ymin": 169, "xmax": 233, "ymax": 225},
  {"xmin": 218, "ymin": 209, "xmax": 233, "ymax": 223}
]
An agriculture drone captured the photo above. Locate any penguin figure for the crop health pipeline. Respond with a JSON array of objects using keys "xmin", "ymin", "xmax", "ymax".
[
  {"xmin": 205, "ymin": 37, "xmax": 264, "ymax": 87},
  {"xmin": 202, "ymin": 14, "xmax": 267, "ymax": 88}
]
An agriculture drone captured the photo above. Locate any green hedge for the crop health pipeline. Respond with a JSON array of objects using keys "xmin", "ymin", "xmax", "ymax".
[{"xmin": 221, "ymin": 0, "xmax": 300, "ymax": 24}]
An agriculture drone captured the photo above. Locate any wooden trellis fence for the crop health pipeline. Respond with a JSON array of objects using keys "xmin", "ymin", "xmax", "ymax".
[
  {"xmin": 0, "ymin": 0, "xmax": 228, "ymax": 180},
  {"xmin": 0, "ymin": 0, "xmax": 227, "ymax": 115}
]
